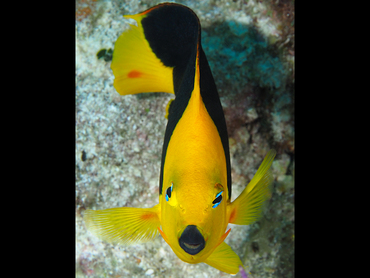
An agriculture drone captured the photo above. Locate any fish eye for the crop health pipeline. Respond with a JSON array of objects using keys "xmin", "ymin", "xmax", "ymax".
[
  {"xmin": 165, "ymin": 183, "xmax": 173, "ymax": 202},
  {"xmin": 212, "ymin": 191, "xmax": 223, "ymax": 208}
]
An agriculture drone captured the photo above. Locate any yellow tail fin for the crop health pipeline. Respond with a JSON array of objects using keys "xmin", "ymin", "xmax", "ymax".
[
  {"xmin": 111, "ymin": 13, "xmax": 174, "ymax": 96},
  {"xmin": 228, "ymin": 149, "xmax": 276, "ymax": 225},
  {"xmin": 83, "ymin": 204, "xmax": 161, "ymax": 245}
]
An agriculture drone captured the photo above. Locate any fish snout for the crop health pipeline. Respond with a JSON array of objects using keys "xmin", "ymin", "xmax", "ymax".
[{"xmin": 179, "ymin": 225, "xmax": 205, "ymax": 255}]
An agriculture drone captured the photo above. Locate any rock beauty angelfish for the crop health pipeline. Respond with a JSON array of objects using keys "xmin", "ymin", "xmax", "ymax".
[{"xmin": 84, "ymin": 2, "xmax": 276, "ymax": 275}]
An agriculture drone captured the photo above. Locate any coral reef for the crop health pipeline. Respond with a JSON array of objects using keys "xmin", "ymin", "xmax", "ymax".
[
  {"xmin": 76, "ymin": 0, "xmax": 294, "ymax": 277},
  {"xmin": 76, "ymin": 0, "xmax": 98, "ymax": 22}
]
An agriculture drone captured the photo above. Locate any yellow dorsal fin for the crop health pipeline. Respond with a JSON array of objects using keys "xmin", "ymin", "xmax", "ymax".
[
  {"xmin": 228, "ymin": 149, "xmax": 276, "ymax": 225},
  {"xmin": 204, "ymin": 241, "xmax": 243, "ymax": 275},
  {"xmin": 165, "ymin": 99, "xmax": 174, "ymax": 119},
  {"xmin": 111, "ymin": 14, "xmax": 174, "ymax": 96},
  {"xmin": 83, "ymin": 204, "xmax": 161, "ymax": 245}
]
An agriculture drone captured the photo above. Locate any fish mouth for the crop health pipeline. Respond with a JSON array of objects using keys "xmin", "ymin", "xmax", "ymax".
[
  {"xmin": 179, "ymin": 225, "xmax": 205, "ymax": 255},
  {"xmin": 183, "ymin": 242, "xmax": 201, "ymax": 249}
]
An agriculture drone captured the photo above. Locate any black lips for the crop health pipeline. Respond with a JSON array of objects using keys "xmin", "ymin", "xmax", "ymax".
[{"xmin": 179, "ymin": 225, "xmax": 205, "ymax": 255}]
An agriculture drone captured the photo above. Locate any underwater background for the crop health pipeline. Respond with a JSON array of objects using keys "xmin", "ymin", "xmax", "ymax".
[{"xmin": 76, "ymin": 0, "xmax": 294, "ymax": 277}]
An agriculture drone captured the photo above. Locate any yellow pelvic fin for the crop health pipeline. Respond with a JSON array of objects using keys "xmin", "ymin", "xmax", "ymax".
[
  {"xmin": 83, "ymin": 204, "xmax": 161, "ymax": 245},
  {"xmin": 228, "ymin": 149, "xmax": 276, "ymax": 225},
  {"xmin": 111, "ymin": 14, "xmax": 174, "ymax": 96},
  {"xmin": 204, "ymin": 241, "xmax": 243, "ymax": 275}
]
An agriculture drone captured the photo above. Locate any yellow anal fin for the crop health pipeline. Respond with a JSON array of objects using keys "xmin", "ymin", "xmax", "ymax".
[
  {"xmin": 111, "ymin": 14, "xmax": 174, "ymax": 96},
  {"xmin": 204, "ymin": 241, "xmax": 243, "ymax": 275},
  {"xmin": 228, "ymin": 149, "xmax": 276, "ymax": 225},
  {"xmin": 83, "ymin": 204, "xmax": 160, "ymax": 245}
]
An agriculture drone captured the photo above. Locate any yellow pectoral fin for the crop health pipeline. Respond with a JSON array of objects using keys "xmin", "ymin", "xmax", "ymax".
[
  {"xmin": 228, "ymin": 149, "xmax": 276, "ymax": 225},
  {"xmin": 204, "ymin": 242, "xmax": 243, "ymax": 275},
  {"xmin": 83, "ymin": 204, "xmax": 161, "ymax": 245},
  {"xmin": 111, "ymin": 14, "xmax": 174, "ymax": 96}
]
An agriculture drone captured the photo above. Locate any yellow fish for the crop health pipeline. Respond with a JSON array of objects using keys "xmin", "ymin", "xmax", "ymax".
[{"xmin": 84, "ymin": 3, "xmax": 276, "ymax": 275}]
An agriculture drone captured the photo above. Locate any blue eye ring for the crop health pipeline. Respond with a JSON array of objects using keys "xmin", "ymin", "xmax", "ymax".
[
  {"xmin": 165, "ymin": 183, "xmax": 173, "ymax": 202},
  {"xmin": 212, "ymin": 191, "xmax": 223, "ymax": 208}
]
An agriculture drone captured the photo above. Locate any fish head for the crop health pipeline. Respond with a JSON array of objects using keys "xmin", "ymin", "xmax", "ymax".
[{"xmin": 159, "ymin": 180, "xmax": 230, "ymax": 263}]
